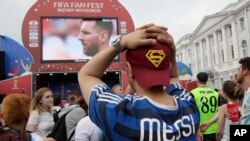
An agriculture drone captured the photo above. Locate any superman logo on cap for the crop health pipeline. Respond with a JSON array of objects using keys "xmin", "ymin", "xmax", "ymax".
[{"xmin": 146, "ymin": 50, "xmax": 166, "ymax": 68}]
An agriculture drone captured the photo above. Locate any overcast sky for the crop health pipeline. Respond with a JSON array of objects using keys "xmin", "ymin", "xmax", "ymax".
[
  {"xmin": 119, "ymin": 0, "xmax": 239, "ymax": 41},
  {"xmin": 0, "ymin": 0, "xmax": 239, "ymax": 44}
]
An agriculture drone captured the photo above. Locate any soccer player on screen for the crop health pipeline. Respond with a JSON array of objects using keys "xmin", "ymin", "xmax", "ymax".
[{"xmin": 78, "ymin": 20, "xmax": 113, "ymax": 57}]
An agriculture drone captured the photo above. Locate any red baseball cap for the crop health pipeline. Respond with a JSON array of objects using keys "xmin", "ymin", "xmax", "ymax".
[{"xmin": 125, "ymin": 42, "xmax": 171, "ymax": 88}]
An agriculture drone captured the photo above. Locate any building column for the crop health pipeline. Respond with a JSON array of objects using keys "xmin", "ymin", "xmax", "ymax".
[
  {"xmin": 222, "ymin": 26, "xmax": 229, "ymax": 62},
  {"xmin": 182, "ymin": 49, "xmax": 186, "ymax": 63},
  {"xmin": 206, "ymin": 36, "xmax": 212, "ymax": 67},
  {"xmin": 231, "ymin": 21, "xmax": 239, "ymax": 59},
  {"xmin": 199, "ymin": 41, "xmax": 205, "ymax": 70},
  {"xmin": 213, "ymin": 32, "xmax": 219, "ymax": 65},
  {"xmin": 193, "ymin": 44, "xmax": 198, "ymax": 72}
]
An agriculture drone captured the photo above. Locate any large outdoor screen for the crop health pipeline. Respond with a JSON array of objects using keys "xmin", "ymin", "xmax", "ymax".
[{"xmin": 41, "ymin": 17, "xmax": 118, "ymax": 63}]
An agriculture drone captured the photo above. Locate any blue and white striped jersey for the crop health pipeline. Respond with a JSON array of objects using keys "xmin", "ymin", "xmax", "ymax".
[{"xmin": 89, "ymin": 83, "xmax": 200, "ymax": 141}]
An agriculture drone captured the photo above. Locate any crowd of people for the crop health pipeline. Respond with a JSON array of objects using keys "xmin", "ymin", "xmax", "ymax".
[{"xmin": 0, "ymin": 23, "xmax": 250, "ymax": 141}]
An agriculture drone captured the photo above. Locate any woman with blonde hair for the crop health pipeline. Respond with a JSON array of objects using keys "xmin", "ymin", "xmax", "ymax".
[{"xmin": 26, "ymin": 87, "xmax": 55, "ymax": 139}]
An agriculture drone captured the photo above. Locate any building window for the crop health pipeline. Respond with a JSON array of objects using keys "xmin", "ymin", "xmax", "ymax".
[
  {"xmin": 209, "ymin": 36, "xmax": 214, "ymax": 46},
  {"xmin": 217, "ymin": 31, "xmax": 222, "ymax": 41},
  {"xmin": 205, "ymin": 55, "xmax": 208, "ymax": 67},
  {"xmin": 213, "ymin": 53, "xmax": 216, "ymax": 64},
  {"xmin": 220, "ymin": 77, "xmax": 224, "ymax": 88},
  {"xmin": 198, "ymin": 60, "xmax": 201, "ymax": 69},
  {"xmin": 231, "ymin": 45, "xmax": 234, "ymax": 59},
  {"xmin": 211, "ymin": 79, "xmax": 215, "ymax": 88},
  {"xmin": 242, "ymin": 40, "xmax": 247, "ymax": 57},
  {"xmin": 228, "ymin": 25, "xmax": 232, "ymax": 37},
  {"xmin": 202, "ymin": 40, "xmax": 206, "ymax": 49},
  {"xmin": 240, "ymin": 17, "xmax": 245, "ymax": 31},
  {"xmin": 198, "ymin": 50, "xmax": 201, "ymax": 69},
  {"xmin": 221, "ymin": 49, "xmax": 224, "ymax": 62}
]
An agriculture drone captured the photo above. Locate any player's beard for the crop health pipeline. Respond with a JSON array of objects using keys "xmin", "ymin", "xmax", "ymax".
[{"xmin": 84, "ymin": 42, "xmax": 99, "ymax": 56}]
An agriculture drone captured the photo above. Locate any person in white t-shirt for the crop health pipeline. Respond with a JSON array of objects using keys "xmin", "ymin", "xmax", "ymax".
[
  {"xmin": 75, "ymin": 115, "xmax": 103, "ymax": 141},
  {"xmin": 26, "ymin": 87, "xmax": 55, "ymax": 139}
]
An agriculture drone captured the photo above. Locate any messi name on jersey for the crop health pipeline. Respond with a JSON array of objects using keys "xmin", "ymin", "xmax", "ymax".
[{"xmin": 140, "ymin": 114, "xmax": 196, "ymax": 141}]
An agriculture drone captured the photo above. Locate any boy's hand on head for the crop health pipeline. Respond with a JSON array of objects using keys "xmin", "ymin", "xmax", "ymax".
[
  {"xmin": 137, "ymin": 23, "xmax": 176, "ymax": 53},
  {"xmin": 136, "ymin": 23, "xmax": 167, "ymax": 31},
  {"xmin": 121, "ymin": 29, "xmax": 157, "ymax": 50},
  {"xmin": 121, "ymin": 23, "xmax": 176, "ymax": 55},
  {"xmin": 157, "ymin": 31, "xmax": 176, "ymax": 55}
]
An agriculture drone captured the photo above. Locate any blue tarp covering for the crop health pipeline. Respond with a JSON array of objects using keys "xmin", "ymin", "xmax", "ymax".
[
  {"xmin": 177, "ymin": 61, "xmax": 193, "ymax": 76},
  {"xmin": 0, "ymin": 35, "xmax": 34, "ymax": 78}
]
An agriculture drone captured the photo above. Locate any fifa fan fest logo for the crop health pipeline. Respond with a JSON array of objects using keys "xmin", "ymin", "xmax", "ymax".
[{"xmin": 146, "ymin": 50, "xmax": 166, "ymax": 67}]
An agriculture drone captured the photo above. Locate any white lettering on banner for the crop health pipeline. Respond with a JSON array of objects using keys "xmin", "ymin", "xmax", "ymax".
[
  {"xmin": 54, "ymin": 2, "xmax": 103, "ymax": 13},
  {"xmin": 140, "ymin": 114, "xmax": 195, "ymax": 141},
  {"xmin": 57, "ymin": 8, "xmax": 75, "ymax": 12},
  {"xmin": 75, "ymin": 9, "xmax": 101, "ymax": 13},
  {"xmin": 70, "ymin": 2, "xmax": 104, "ymax": 9},
  {"xmin": 87, "ymin": 3, "xmax": 104, "ymax": 8},
  {"xmin": 71, "ymin": 2, "xmax": 86, "ymax": 8},
  {"xmin": 54, "ymin": 2, "xmax": 69, "ymax": 8}
]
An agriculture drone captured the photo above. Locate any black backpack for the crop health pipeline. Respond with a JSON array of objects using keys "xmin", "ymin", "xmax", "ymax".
[
  {"xmin": 53, "ymin": 109, "xmax": 61, "ymax": 123},
  {"xmin": 47, "ymin": 107, "xmax": 77, "ymax": 141}
]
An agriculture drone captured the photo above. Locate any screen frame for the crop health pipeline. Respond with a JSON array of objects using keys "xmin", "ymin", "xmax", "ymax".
[{"xmin": 40, "ymin": 16, "xmax": 119, "ymax": 63}]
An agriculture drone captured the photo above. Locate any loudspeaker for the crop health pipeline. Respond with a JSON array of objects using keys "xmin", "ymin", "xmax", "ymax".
[{"xmin": 0, "ymin": 51, "xmax": 5, "ymax": 80}]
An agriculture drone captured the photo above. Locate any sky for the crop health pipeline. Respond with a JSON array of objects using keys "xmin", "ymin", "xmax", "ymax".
[
  {"xmin": 0, "ymin": 0, "xmax": 239, "ymax": 44},
  {"xmin": 119, "ymin": 0, "xmax": 239, "ymax": 41}
]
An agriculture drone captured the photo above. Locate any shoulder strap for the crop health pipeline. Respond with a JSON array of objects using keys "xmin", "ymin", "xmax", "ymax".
[
  {"xmin": 0, "ymin": 124, "xmax": 9, "ymax": 131},
  {"xmin": 65, "ymin": 105, "xmax": 80, "ymax": 141},
  {"xmin": 26, "ymin": 132, "xmax": 31, "ymax": 141},
  {"xmin": 0, "ymin": 125, "xmax": 19, "ymax": 136},
  {"xmin": 0, "ymin": 125, "xmax": 26, "ymax": 141},
  {"xmin": 67, "ymin": 129, "xmax": 75, "ymax": 141}
]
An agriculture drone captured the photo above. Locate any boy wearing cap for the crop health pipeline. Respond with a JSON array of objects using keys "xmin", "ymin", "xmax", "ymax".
[{"xmin": 78, "ymin": 24, "xmax": 200, "ymax": 140}]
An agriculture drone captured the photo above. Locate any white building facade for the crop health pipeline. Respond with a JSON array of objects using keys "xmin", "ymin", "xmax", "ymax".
[{"xmin": 176, "ymin": 0, "xmax": 250, "ymax": 89}]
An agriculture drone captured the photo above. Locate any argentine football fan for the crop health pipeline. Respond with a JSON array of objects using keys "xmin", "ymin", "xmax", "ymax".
[{"xmin": 78, "ymin": 23, "xmax": 200, "ymax": 140}]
